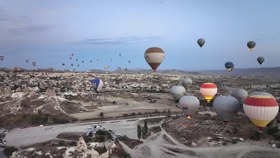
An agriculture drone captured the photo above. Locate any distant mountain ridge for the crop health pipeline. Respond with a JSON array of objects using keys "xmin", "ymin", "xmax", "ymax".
[{"xmin": 1, "ymin": 66, "xmax": 280, "ymax": 78}]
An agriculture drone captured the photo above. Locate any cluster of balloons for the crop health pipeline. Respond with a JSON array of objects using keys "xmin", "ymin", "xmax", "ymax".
[{"xmin": 171, "ymin": 77, "xmax": 279, "ymax": 132}]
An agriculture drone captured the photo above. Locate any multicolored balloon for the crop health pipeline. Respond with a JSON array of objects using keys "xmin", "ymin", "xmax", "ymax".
[
  {"xmin": 144, "ymin": 47, "xmax": 165, "ymax": 71},
  {"xmin": 200, "ymin": 83, "xmax": 218, "ymax": 103},
  {"xmin": 243, "ymin": 91, "xmax": 279, "ymax": 129},
  {"xmin": 225, "ymin": 61, "xmax": 234, "ymax": 71},
  {"xmin": 90, "ymin": 78, "xmax": 104, "ymax": 93}
]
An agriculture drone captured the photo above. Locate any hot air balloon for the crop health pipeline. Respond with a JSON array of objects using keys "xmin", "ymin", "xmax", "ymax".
[
  {"xmin": 144, "ymin": 47, "xmax": 165, "ymax": 71},
  {"xmin": 179, "ymin": 96, "xmax": 200, "ymax": 119},
  {"xmin": 181, "ymin": 78, "xmax": 192, "ymax": 90},
  {"xmin": 76, "ymin": 59, "xmax": 78, "ymax": 61},
  {"xmin": 213, "ymin": 96, "xmax": 240, "ymax": 124},
  {"xmin": 247, "ymin": 41, "xmax": 256, "ymax": 51},
  {"xmin": 170, "ymin": 86, "xmax": 186, "ymax": 102},
  {"xmin": 25, "ymin": 60, "xmax": 29, "ymax": 63},
  {"xmin": 90, "ymin": 60, "xmax": 92, "ymax": 63},
  {"xmin": 243, "ymin": 91, "xmax": 279, "ymax": 129},
  {"xmin": 70, "ymin": 57, "xmax": 72, "ymax": 60},
  {"xmin": 77, "ymin": 64, "xmax": 80, "ymax": 67},
  {"xmin": 128, "ymin": 60, "xmax": 131, "ymax": 63},
  {"xmin": 71, "ymin": 63, "xmax": 74, "ymax": 66},
  {"xmin": 197, "ymin": 38, "xmax": 205, "ymax": 47},
  {"xmin": 257, "ymin": 56, "xmax": 264, "ymax": 65},
  {"xmin": 62, "ymin": 63, "xmax": 65, "ymax": 66},
  {"xmin": 97, "ymin": 58, "xmax": 99, "ymax": 62},
  {"xmin": 200, "ymin": 83, "xmax": 218, "ymax": 103},
  {"xmin": 32, "ymin": 61, "xmax": 36, "ymax": 67},
  {"xmin": 71, "ymin": 53, "xmax": 74, "ymax": 56},
  {"xmin": 230, "ymin": 88, "xmax": 248, "ymax": 105},
  {"xmin": 0, "ymin": 56, "xmax": 4, "ymax": 61},
  {"xmin": 90, "ymin": 78, "xmax": 104, "ymax": 93},
  {"xmin": 225, "ymin": 61, "xmax": 234, "ymax": 71},
  {"xmin": 119, "ymin": 53, "xmax": 122, "ymax": 57}
]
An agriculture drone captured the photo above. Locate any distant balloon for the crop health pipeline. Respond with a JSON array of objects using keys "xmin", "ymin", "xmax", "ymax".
[
  {"xmin": 97, "ymin": 58, "xmax": 99, "ymax": 62},
  {"xmin": 90, "ymin": 60, "xmax": 92, "ymax": 63},
  {"xmin": 128, "ymin": 60, "xmax": 131, "ymax": 63},
  {"xmin": 144, "ymin": 47, "xmax": 165, "ymax": 71},
  {"xmin": 181, "ymin": 78, "xmax": 192, "ymax": 90},
  {"xmin": 119, "ymin": 53, "xmax": 122, "ymax": 57},
  {"xmin": 32, "ymin": 61, "xmax": 36, "ymax": 67},
  {"xmin": 247, "ymin": 41, "xmax": 256, "ymax": 51},
  {"xmin": 225, "ymin": 61, "xmax": 234, "ymax": 71},
  {"xmin": 70, "ymin": 57, "xmax": 72, "ymax": 60},
  {"xmin": 179, "ymin": 96, "xmax": 200, "ymax": 119},
  {"xmin": 0, "ymin": 56, "xmax": 4, "ymax": 61},
  {"xmin": 257, "ymin": 56, "xmax": 265, "ymax": 65},
  {"xmin": 243, "ymin": 91, "xmax": 279, "ymax": 129},
  {"xmin": 71, "ymin": 63, "xmax": 74, "ymax": 66},
  {"xmin": 90, "ymin": 78, "xmax": 104, "ymax": 93},
  {"xmin": 77, "ymin": 64, "xmax": 80, "ymax": 67},
  {"xmin": 230, "ymin": 88, "xmax": 248, "ymax": 105},
  {"xmin": 25, "ymin": 60, "xmax": 29, "ymax": 63},
  {"xmin": 170, "ymin": 86, "xmax": 186, "ymax": 102},
  {"xmin": 200, "ymin": 83, "xmax": 218, "ymax": 103},
  {"xmin": 62, "ymin": 63, "xmax": 65, "ymax": 66},
  {"xmin": 82, "ymin": 61, "xmax": 84, "ymax": 63},
  {"xmin": 213, "ymin": 96, "xmax": 240, "ymax": 124},
  {"xmin": 71, "ymin": 53, "xmax": 74, "ymax": 56},
  {"xmin": 110, "ymin": 58, "xmax": 113, "ymax": 61},
  {"xmin": 197, "ymin": 38, "xmax": 205, "ymax": 47},
  {"xmin": 76, "ymin": 59, "xmax": 78, "ymax": 61}
]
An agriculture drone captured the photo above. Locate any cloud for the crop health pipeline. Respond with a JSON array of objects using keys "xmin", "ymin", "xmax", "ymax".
[
  {"xmin": 75, "ymin": 36, "xmax": 162, "ymax": 45},
  {"xmin": 0, "ymin": 7, "xmax": 53, "ymax": 34}
]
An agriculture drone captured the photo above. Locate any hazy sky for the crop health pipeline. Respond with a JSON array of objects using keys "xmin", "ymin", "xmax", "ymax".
[{"xmin": 0, "ymin": 0, "xmax": 280, "ymax": 71}]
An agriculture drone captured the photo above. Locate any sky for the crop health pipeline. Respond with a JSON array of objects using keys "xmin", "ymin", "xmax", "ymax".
[{"xmin": 0, "ymin": 0, "xmax": 280, "ymax": 71}]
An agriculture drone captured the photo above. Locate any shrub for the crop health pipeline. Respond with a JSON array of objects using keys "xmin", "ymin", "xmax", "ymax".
[{"xmin": 4, "ymin": 146, "xmax": 18, "ymax": 157}]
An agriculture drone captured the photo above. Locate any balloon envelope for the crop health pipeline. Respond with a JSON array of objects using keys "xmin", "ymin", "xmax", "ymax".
[
  {"xmin": 144, "ymin": 47, "xmax": 165, "ymax": 71},
  {"xmin": 243, "ymin": 91, "xmax": 279, "ymax": 128},
  {"xmin": 179, "ymin": 96, "xmax": 200, "ymax": 117},
  {"xmin": 200, "ymin": 83, "xmax": 217, "ymax": 103},
  {"xmin": 230, "ymin": 88, "xmax": 248, "ymax": 105},
  {"xmin": 225, "ymin": 62, "xmax": 234, "ymax": 71},
  {"xmin": 197, "ymin": 38, "xmax": 205, "ymax": 47},
  {"xmin": 181, "ymin": 78, "xmax": 192, "ymax": 90},
  {"xmin": 90, "ymin": 78, "xmax": 104, "ymax": 92},
  {"xmin": 257, "ymin": 56, "xmax": 265, "ymax": 65},
  {"xmin": 213, "ymin": 96, "xmax": 240, "ymax": 123},
  {"xmin": 0, "ymin": 56, "xmax": 4, "ymax": 61},
  {"xmin": 247, "ymin": 41, "xmax": 256, "ymax": 51},
  {"xmin": 170, "ymin": 86, "xmax": 186, "ymax": 101}
]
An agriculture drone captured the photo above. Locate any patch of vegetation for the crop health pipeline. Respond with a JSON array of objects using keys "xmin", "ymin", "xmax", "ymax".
[{"xmin": 3, "ymin": 146, "xmax": 18, "ymax": 157}]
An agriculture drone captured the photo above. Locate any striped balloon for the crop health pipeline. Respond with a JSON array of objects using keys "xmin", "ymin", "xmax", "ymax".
[
  {"xmin": 200, "ymin": 83, "xmax": 218, "ymax": 103},
  {"xmin": 243, "ymin": 91, "xmax": 279, "ymax": 128},
  {"xmin": 144, "ymin": 47, "xmax": 165, "ymax": 71},
  {"xmin": 90, "ymin": 78, "xmax": 104, "ymax": 93}
]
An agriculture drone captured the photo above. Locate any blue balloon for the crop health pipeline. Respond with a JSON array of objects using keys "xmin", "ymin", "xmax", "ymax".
[
  {"xmin": 225, "ymin": 62, "xmax": 234, "ymax": 71},
  {"xmin": 90, "ymin": 78, "xmax": 103, "ymax": 92}
]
